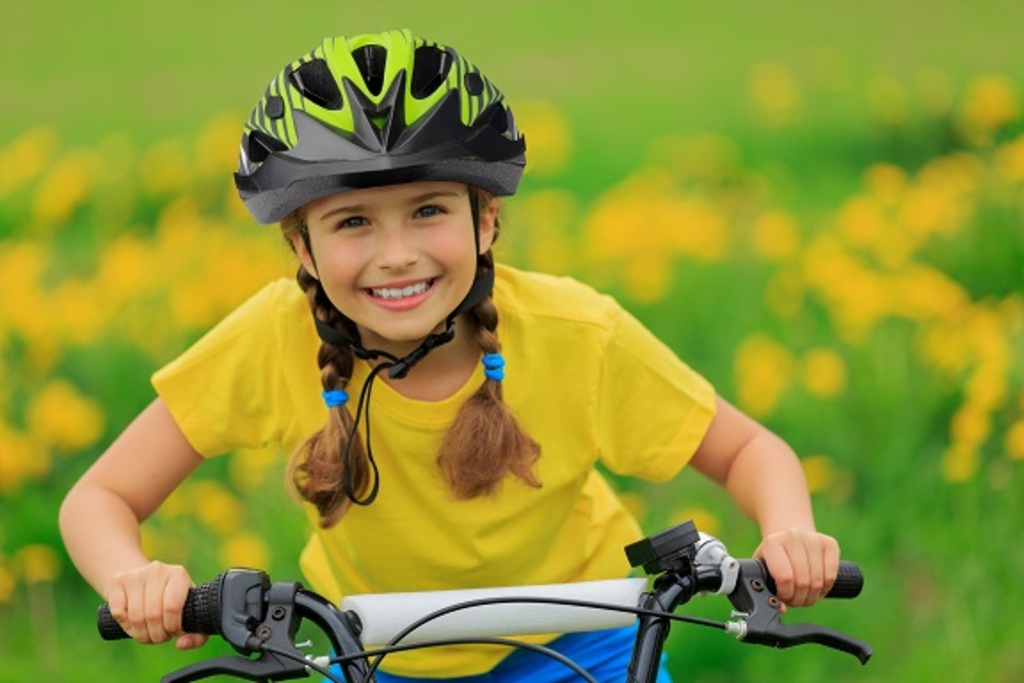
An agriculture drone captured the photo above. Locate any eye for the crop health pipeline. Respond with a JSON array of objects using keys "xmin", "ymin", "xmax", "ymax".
[
  {"xmin": 335, "ymin": 215, "xmax": 368, "ymax": 229},
  {"xmin": 415, "ymin": 204, "xmax": 444, "ymax": 219}
]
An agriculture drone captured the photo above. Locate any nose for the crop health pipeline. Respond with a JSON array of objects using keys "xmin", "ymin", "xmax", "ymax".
[{"xmin": 375, "ymin": 224, "xmax": 418, "ymax": 270}]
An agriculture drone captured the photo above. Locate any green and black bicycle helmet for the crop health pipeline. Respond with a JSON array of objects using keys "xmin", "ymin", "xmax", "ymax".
[{"xmin": 234, "ymin": 29, "xmax": 527, "ymax": 225}]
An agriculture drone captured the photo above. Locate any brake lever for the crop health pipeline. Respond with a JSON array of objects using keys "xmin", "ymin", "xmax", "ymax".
[
  {"xmin": 163, "ymin": 580, "xmax": 313, "ymax": 682},
  {"xmin": 162, "ymin": 651, "xmax": 309, "ymax": 683},
  {"xmin": 726, "ymin": 559, "xmax": 872, "ymax": 665}
]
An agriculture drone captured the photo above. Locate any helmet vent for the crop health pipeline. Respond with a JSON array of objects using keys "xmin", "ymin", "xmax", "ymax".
[
  {"xmin": 480, "ymin": 103, "xmax": 510, "ymax": 135},
  {"xmin": 288, "ymin": 59, "xmax": 344, "ymax": 110},
  {"xmin": 246, "ymin": 129, "xmax": 289, "ymax": 164},
  {"xmin": 464, "ymin": 71, "xmax": 484, "ymax": 96},
  {"xmin": 352, "ymin": 44, "xmax": 387, "ymax": 96},
  {"xmin": 411, "ymin": 45, "xmax": 453, "ymax": 99},
  {"xmin": 265, "ymin": 95, "xmax": 285, "ymax": 119}
]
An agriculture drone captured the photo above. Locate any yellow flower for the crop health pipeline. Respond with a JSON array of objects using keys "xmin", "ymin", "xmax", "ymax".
[
  {"xmin": 189, "ymin": 480, "xmax": 244, "ymax": 535},
  {"xmin": 52, "ymin": 280, "xmax": 108, "ymax": 346},
  {"xmin": 734, "ymin": 334, "xmax": 795, "ymax": 418},
  {"xmin": 917, "ymin": 323, "xmax": 971, "ymax": 374},
  {"xmin": 751, "ymin": 210, "xmax": 800, "ymax": 262},
  {"xmin": 582, "ymin": 171, "xmax": 728, "ymax": 265},
  {"xmin": 225, "ymin": 178, "xmax": 253, "ymax": 221},
  {"xmin": 864, "ymin": 163, "xmax": 907, "ymax": 206},
  {"xmin": 228, "ymin": 447, "xmax": 280, "ymax": 493},
  {"xmin": 97, "ymin": 234, "xmax": 156, "ymax": 297},
  {"xmin": 0, "ymin": 241, "xmax": 48, "ymax": 337},
  {"xmin": 949, "ymin": 404, "xmax": 991, "ymax": 448},
  {"xmin": 959, "ymin": 74, "xmax": 1019, "ymax": 136},
  {"xmin": 748, "ymin": 63, "xmax": 802, "ymax": 126},
  {"xmin": 32, "ymin": 149, "xmax": 99, "ymax": 227},
  {"xmin": 670, "ymin": 507, "xmax": 720, "ymax": 537},
  {"xmin": 15, "ymin": 544, "xmax": 60, "ymax": 584},
  {"xmin": 893, "ymin": 265, "xmax": 970, "ymax": 323},
  {"xmin": 918, "ymin": 151, "xmax": 984, "ymax": 196},
  {"xmin": 801, "ymin": 455, "xmax": 835, "ymax": 494},
  {"xmin": 514, "ymin": 189, "xmax": 577, "ymax": 275},
  {"xmin": 802, "ymin": 235, "xmax": 890, "ymax": 340},
  {"xmin": 139, "ymin": 527, "xmax": 190, "ymax": 564},
  {"xmin": 0, "ymin": 561, "xmax": 14, "ymax": 603},
  {"xmin": 26, "ymin": 380, "xmax": 106, "ymax": 452},
  {"xmin": 837, "ymin": 196, "xmax": 888, "ymax": 251},
  {"xmin": 512, "ymin": 100, "xmax": 572, "ymax": 177},
  {"xmin": 801, "ymin": 349, "xmax": 847, "ymax": 398},
  {"xmin": 0, "ymin": 425, "xmax": 50, "ymax": 492},
  {"xmin": 623, "ymin": 254, "xmax": 671, "ymax": 304},
  {"xmin": 897, "ymin": 184, "xmax": 964, "ymax": 241},
  {"xmin": 965, "ymin": 363, "xmax": 1008, "ymax": 411},
  {"xmin": 941, "ymin": 443, "xmax": 979, "ymax": 483},
  {"xmin": 1006, "ymin": 420, "xmax": 1024, "ymax": 460},
  {"xmin": 994, "ymin": 135, "xmax": 1024, "ymax": 183},
  {"xmin": 219, "ymin": 532, "xmax": 270, "ymax": 570},
  {"xmin": 0, "ymin": 126, "xmax": 58, "ymax": 196},
  {"xmin": 194, "ymin": 113, "xmax": 244, "ymax": 177}
]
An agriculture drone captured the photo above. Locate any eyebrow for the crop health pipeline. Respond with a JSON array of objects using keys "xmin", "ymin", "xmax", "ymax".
[{"xmin": 317, "ymin": 190, "xmax": 464, "ymax": 222}]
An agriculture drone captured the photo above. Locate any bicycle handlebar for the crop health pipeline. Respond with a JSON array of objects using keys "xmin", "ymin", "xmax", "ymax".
[{"xmin": 97, "ymin": 521, "xmax": 872, "ymax": 682}]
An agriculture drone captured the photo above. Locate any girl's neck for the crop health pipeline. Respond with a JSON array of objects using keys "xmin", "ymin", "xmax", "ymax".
[{"xmin": 360, "ymin": 317, "xmax": 480, "ymax": 401}]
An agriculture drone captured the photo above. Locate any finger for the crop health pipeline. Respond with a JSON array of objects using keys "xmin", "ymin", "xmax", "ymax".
[
  {"xmin": 162, "ymin": 572, "xmax": 191, "ymax": 638},
  {"xmin": 176, "ymin": 633, "xmax": 209, "ymax": 650},
  {"xmin": 756, "ymin": 539, "xmax": 795, "ymax": 604},
  {"xmin": 803, "ymin": 533, "xmax": 826, "ymax": 604},
  {"xmin": 122, "ymin": 572, "xmax": 152, "ymax": 643},
  {"xmin": 822, "ymin": 536, "xmax": 841, "ymax": 596},
  {"xmin": 144, "ymin": 570, "xmax": 173, "ymax": 643},
  {"xmin": 104, "ymin": 580, "xmax": 129, "ymax": 634},
  {"xmin": 780, "ymin": 531, "xmax": 812, "ymax": 607}
]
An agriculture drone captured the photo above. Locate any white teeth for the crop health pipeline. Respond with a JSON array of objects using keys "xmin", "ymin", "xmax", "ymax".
[{"xmin": 371, "ymin": 280, "xmax": 431, "ymax": 299}]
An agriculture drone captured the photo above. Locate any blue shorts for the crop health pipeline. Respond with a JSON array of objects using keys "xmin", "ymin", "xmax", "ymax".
[{"xmin": 328, "ymin": 623, "xmax": 673, "ymax": 683}]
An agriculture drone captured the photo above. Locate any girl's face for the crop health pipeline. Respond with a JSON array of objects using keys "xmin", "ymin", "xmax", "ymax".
[{"xmin": 293, "ymin": 181, "xmax": 497, "ymax": 354}]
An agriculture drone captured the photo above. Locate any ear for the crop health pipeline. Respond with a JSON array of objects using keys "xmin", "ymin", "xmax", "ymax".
[
  {"xmin": 289, "ymin": 230, "xmax": 319, "ymax": 280},
  {"xmin": 477, "ymin": 196, "xmax": 500, "ymax": 255}
]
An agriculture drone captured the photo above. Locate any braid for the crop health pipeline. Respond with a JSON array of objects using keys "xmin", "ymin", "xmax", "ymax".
[
  {"xmin": 437, "ymin": 255, "xmax": 542, "ymax": 498},
  {"xmin": 284, "ymin": 222, "xmax": 370, "ymax": 527}
]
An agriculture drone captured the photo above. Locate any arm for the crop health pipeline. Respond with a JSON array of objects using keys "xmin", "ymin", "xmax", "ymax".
[
  {"xmin": 689, "ymin": 395, "xmax": 840, "ymax": 607},
  {"xmin": 59, "ymin": 398, "xmax": 207, "ymax": 648}
]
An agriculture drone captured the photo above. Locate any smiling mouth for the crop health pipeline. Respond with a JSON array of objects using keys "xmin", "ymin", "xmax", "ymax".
[{"xmin": 367, "ymin": 278, "xmax": 436, "ymax": 300}]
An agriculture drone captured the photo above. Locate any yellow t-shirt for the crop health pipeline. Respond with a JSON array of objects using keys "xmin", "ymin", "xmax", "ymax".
[{"xmin": 153, "ymin": 264, "xmax": 716, "ymax": 677}]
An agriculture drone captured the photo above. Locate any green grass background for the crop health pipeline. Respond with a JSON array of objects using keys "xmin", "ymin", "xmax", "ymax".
[{"xmin": 2, "ymin": 1, "xmax": 1024, "ymax": 681}]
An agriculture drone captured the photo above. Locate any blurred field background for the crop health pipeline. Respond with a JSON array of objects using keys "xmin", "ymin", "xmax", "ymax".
[{"xmin": 2, "ymin": 0, "xmax": 1023, "ymax": 680}]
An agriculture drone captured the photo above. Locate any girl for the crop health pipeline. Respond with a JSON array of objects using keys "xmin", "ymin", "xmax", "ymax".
[{"xmin": 60, "ymin": 29, "xmax": 841, "ymax": 682}]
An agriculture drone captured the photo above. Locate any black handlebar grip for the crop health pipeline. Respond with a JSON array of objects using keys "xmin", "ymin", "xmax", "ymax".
[
  {"xmin": 96, "ymin": 577, "xmax": 224, "ymax": 641},
  {"xmin": 826, "ymin": 561, "xmax": 864, "ymax": 599},
  {"xmin": 96, "ymin": 603, "xmax": 131, "ymax": 640},
  {"xmin": 763, "ymin": 560, "xmax": 864, "ymax": 599}
]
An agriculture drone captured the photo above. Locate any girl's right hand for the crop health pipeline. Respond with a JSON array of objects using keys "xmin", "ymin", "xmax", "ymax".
[{"xmin": 104, "ymin": 561, "xmax": 208, "ymax": 650}]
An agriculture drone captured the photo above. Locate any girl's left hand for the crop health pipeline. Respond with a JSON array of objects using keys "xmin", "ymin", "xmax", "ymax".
[{"xmin": 753, "ymin": 529, "xmax": 841, "ymax": 608}]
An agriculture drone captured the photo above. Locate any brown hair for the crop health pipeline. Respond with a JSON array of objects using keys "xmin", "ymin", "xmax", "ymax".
[{"xmin": 280, "ymin": 193, "xmax": 541, "ymax": 528}]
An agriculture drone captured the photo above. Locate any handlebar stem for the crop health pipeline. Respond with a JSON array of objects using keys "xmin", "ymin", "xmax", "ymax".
[{"xmin": 627, "ymin": 571, "xmax": 699, "ymax": 683}]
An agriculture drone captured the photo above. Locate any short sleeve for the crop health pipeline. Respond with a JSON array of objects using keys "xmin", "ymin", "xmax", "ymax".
[
  {"xmin": 151, "ymin": 280, "xmax": 296, "ymax": 457},
  {"xmin": 594, "ymin": 304, "xmax": 717, "ymax": 481}
]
